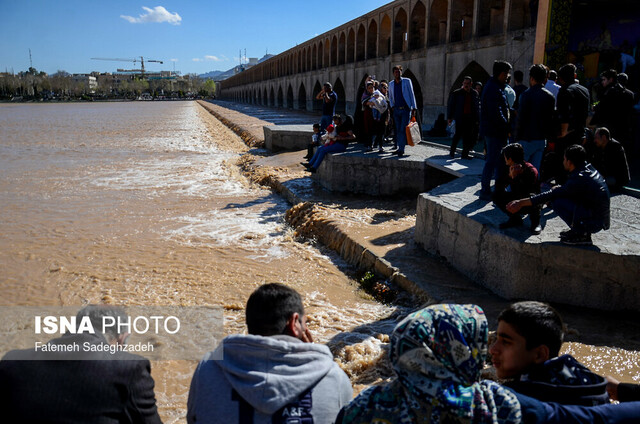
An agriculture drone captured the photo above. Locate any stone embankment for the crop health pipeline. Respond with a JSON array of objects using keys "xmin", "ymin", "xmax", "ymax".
[{"xmin": 196, "ymin": 100, "xmax": 640, "ymax": 347}]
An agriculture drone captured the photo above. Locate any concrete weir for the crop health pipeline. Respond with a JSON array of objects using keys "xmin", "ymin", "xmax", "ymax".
[{"xmin": 415, "ymin": 176, "xmax": 640, "ymax": 311}]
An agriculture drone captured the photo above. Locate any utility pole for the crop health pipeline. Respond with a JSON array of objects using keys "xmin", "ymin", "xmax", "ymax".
[{"xmin": 29, "ymin": 48, "xmax": 32, "ymax": 69}]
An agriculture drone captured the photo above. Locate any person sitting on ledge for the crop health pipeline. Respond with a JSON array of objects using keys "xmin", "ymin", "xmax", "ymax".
[
  {"xmin": 494, "ymin": 143, "xmax": 542, "ymax": 235},
  {"xmin": 304, "ymin": 122, "xmax": 322, "ymax": 160},
  {"xmin": 506, "ymin": 144, "xmax": 610, "ymax": 246},
  {"xmin": 590, "ymin": 127, "xmax": 630, "ymax": 192},
  {"xmin": 490, "ymin": 301, "xmax": 609, "ymax": 406},
  {"xmin": 303, "ymin": 114, "xmax": 355, "ymax": 173}
]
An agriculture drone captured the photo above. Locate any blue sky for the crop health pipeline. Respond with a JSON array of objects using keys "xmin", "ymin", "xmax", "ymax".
[{"xmin": 0, "ymin": 0, "xmax": 392, "ymax": 76}]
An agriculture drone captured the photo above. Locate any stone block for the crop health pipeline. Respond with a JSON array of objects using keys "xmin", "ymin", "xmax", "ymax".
[
  {"xmin": 415, "ymin": 180, "xmax": 640, "ymax": 311},
  {"xmin": 263, "ymin": 125, "xmax": 314, "ymax": 152}
]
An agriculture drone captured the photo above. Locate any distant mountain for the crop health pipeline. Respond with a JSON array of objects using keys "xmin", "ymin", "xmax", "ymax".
[
  {"xmin": 199, "ymin": 54, "xmax": 276, "ymax": 81},
  {"xmin": 199, "ymin": 70, "xmax": 224, "ymax": 79}
]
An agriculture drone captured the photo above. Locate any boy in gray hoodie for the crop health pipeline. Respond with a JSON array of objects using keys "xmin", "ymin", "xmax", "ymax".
[{"xmin": 187, "ymin": 283, "xmax": 353, "ymax": 424}]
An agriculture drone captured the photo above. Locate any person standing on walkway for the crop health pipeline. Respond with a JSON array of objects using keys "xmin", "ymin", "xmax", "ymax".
[
  {"xmin": 388, "ymin": 65, "xmax": 417, "ymax": 157},
  {"xmin": 447, "ymin": 76, "xmax": 479, "ymax": 159},
  {"xmin": 515, "ymin": 64, "xmax": 556, "ymax": 174},
  {"xmin": 590, "ymin": 69, "xmax": 635, "ymax": 152},
  {"xmin": 480, "ymin": 60, "xmax": 512, "ymax": 199},
  {"xmin": 552, "ymin": 63, "xmax": 590, "ymax": 183},
  {"xmin": 316, "ymin": 82, "xmax": 337, "ymax": 132}
]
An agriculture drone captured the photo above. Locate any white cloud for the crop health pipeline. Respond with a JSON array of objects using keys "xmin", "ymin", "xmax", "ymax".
[
  {"xmin": 192, "ymin": 58, "xmax": 203, "ymax": 62},
  {"xmin": 170, "ymin": 58, "xmax": 178, "ymax": 62},
  {"xmin": 204, "ymin": 55, "xmax": 223, "ymax": 62},
  {"xmin": 121, "ymin": 6, "xmax": 182, "ymax": 25}
]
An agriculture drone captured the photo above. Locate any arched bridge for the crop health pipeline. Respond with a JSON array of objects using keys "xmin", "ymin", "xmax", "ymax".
[{"xmin": 219, "ymin": 0, "xmax": 549, "ymax": 124}]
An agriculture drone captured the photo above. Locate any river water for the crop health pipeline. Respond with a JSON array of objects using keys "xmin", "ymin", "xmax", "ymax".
[{"xmin": 1, "ymin": 101, "xmax": 638, "ymax": 422}]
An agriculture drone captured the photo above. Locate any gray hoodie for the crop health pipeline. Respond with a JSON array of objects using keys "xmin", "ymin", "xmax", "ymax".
[{"xmin": 187, "ymin": 334, "xmax": 353, "ymax": 424}]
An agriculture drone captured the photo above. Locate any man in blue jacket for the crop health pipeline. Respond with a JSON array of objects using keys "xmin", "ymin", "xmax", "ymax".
[
  {"xmin": 388, "ymin": 65, "xmax": 417, "ymax": 157},
  {"xmin": 480, "ymin": 60, "xmax": 512, "ymax": 199},
  {"xmin": 507, "ymin": 144, "xmax": 610, "ymax": 245}
]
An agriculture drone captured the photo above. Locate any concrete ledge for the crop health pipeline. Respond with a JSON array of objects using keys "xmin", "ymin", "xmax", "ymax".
[
  {"xmin": 414, "ymin": 176, "xmax": 640, "ymax": 311},
  {"xmin": 263, "ymin": 125, "xmax": 313, "ymax": 151},
  {"xmin": 315, "ymin": 143, "xmax": 484, "ymax": 195}
]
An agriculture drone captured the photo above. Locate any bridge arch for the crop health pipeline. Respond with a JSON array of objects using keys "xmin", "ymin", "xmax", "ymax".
[
  {"xmin": 312, "ymin": 80, "xmax": 323, "ymax": 112},
  {"xmin": 338, "ymin": 32, "xmax": 346, "ymax": 65},
  {"xmin": 277, "ymin": 86, "xmax": 283, "ymax": 107},
  {"xmin": 509, "ymin": 0, "xmax": 534, "ymax": 31},
  {"xmin": 451, "ymin": 0, "xmax": 474, "ymax": 43},
  {"xmin": 479, "ymin": 0, "xmax": 505, "ymax": 36},
  {"xmin": 333, "ymin": 78, "xmax": 346, "ymax": 115},
  {"xmin": 393, "ymin": 8, "xmax": 408, "ymax": 53},
  {"xmin": 379, "ymin": 14, "xmax": 391, "ymax": 56},
  {"xmin": 347, "ymin": 29, "xmax": 355, "ymax": 63},
  {"xmin": 429, "ymin": 0, "xmax": 448, "ymax": 46},
  {"xmin": 269, "ymin": 87, "xmax": 275, "ymax": 107},
  {"xmin": 449, "ymin": 61, "xmax": 491, "ymax": 95},
  {"xmin": 356, "ymin": 24, "xmax": 366, "ymax": 62},
  {"xmin": 287, "ymin": 84, "xmax": 294, "ymax": 109},
  {"xmin": 298, "ymin": 82, "xmax": 307, "ymax": 110},
  {"xmin": 324, "ymin": 38, "xmax": 331, "ymax": 68},
  {"xmin": 331, "ymin": 35, "xmax": 338, "ymax": 67},
  {"xmin": 409, "ymin": 1, "xmax": 426, "ymax": 50},
  {"xmin": 367, "ymin": 20, "xmax": 378, "ymax": 59},
  {"xmin": 403, "ymin": 69, "xmax": 424, "ymax": 117}
]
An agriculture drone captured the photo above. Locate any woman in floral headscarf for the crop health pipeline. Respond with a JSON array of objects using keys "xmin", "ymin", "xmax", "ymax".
[{"xmin": 337, "ymin": 304, "xmax": 522, "ymax": 424}]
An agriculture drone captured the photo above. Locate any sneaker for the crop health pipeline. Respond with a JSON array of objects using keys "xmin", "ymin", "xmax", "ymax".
[
  {"xmin": 449, "ymin": 152, "xmax": 455, "ymax": 159},
  {"xmin": 365, "ymin": 147, "xmax": 373, "ymax": 152},
  {"xmin": 561, "ymin": 232, "xmax": 592, "ymax": 246},
  {"xmin": 379, "ymin": 147, "xmax": 385, "ymax": 153},
  {"xmin": 461, "ymin": 155, "xmax": 473, "ymax": 160},
  {"xmin": 499, "ymin": 216, "xmax": 523, "ymax": 229},
  {"xmin": 531, "ymin": 224, "xmax": 542, "ymax": 235}
]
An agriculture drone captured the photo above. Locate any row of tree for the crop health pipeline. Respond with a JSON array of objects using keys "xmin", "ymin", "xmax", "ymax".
[{"xmin": 0, "ymin": 68, "xmax": 217, "ymax": 100}]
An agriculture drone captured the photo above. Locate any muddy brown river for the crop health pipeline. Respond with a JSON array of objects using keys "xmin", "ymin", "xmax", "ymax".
[{"xmin": 0, "ymin": 101, "xmax": 637, "ymax": 422}]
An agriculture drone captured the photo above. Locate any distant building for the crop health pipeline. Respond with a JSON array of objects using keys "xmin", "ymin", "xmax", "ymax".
[{"xmin": 72, "ymin": 74, "xmax": 97, "ymax": 93}]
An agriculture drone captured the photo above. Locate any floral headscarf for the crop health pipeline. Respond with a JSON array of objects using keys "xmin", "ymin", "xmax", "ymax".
[{"xmin": 339, "ymin": 304, "xmax": 522, "ymax": 424}]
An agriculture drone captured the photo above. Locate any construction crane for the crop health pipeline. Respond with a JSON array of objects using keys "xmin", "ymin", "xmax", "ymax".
[{"xmin": 91, "ymin": 56, "xmax": 164, "ymax": 76}]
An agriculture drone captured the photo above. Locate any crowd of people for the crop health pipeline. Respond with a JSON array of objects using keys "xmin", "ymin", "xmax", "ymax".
[
  {"xmin": 478, "ymin": 60, "xmax": 633, "ymax": 246},
  {"xmin": 3, "ymin": 287, "xmax": 640, "ymax": 423},
  {"xmin": 302, "ymin": 65, "xmax": 419, "ymax": 172},
  {"xmin": 304, "ymin": 58, "xmax": 635, "ymax": 246}
]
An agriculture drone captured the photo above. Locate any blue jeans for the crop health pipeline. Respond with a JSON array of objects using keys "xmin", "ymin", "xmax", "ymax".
[
  {"xmin": 393, "ymin": 108, "xmax": 411, "ymax": 153},
  {"xmin": 552, "ymin": 198, "xmax": 605, "ymax": 234},
  {"xmin": 320, "ymin": 115, "xmax": 333, "ymax": 132},
  {"xmin": 518, "ymin": 139, "xmax": 545, "ymax": 175},
  {"xmin": 309, "ymin": 143, "xmax": 347, "ymax": 169},
  {"xmin": 481, "ymin": 135, "xmax": 507, "ymax": 193}
]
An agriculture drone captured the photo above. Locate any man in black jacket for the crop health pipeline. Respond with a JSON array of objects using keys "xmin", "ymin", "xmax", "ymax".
[
  {"xmin": 507, "ymin": 144, "xmax": 610, "ymax": 245},
  {"xmin": 515, "ymin": 64, "xmax": 556, "ymax": 174},
  {"xmin": 591, "ymin": 127, "xmax": 630, "ymax": 191},
  {"xmin": 447, "ymin": 76, "xmax": 479, "ymax": 159},
  {"xmin": 0, "ymin": 305, "xmax": 163, "ymax": 424},
  {"xmin": 591, "ymin": 69, "xmax": 635, "ymax": 150}
]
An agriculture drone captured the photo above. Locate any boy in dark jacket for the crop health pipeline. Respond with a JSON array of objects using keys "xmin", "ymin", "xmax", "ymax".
[{"xmin": 490, "ymin": 301, "xmax": 609, "ymax": 406}]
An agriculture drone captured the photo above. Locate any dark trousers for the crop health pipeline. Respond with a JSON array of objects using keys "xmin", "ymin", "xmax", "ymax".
[
  {"xmin": 450, "ymin": 116, "xmax": 476, "ymax": 156},
  {"xmin": 552, "ymin": 198, "xmax": 605, "ymax": 234},
  {"xmin": 494, "ymin": 190, "xmax": 541, "ymax": 226}
]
